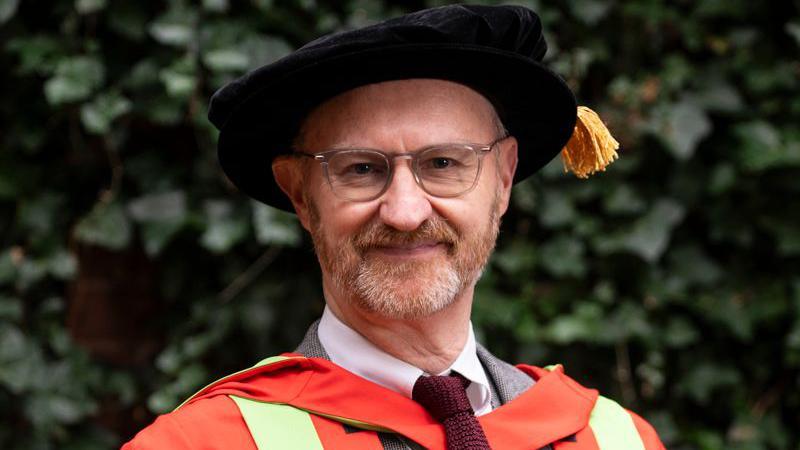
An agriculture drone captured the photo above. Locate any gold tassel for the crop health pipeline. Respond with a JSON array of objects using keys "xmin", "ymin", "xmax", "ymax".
[{"xmin": 561, "ymin": 106, "xmax": 620, "ymax": 178}]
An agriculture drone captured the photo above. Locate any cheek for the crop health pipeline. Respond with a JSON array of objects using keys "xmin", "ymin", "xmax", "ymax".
[
  {"xmin": 476, "ymin": 166, "xmax": 502, "ymax": 197},
  {"xmin": 314, "ymin": 195, "xmax": 379, "ymax": 242},
  {"xmin": 472, "ymin": 170, "xmax": 504, "ymax": 216},
  {"xmin": 429, "ymin": 199, "xmax": 489, "ymax": 238}
]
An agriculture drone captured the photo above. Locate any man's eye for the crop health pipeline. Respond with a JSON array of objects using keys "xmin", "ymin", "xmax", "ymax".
[
  {"xmin": 352, "ymin": 163, "xmax": 374, "ymax": 174},
  {"xmin": 432, "ymin": 158, "xmax": 452, "ymax": 169},
  {"xmin": 342, "ymin": 163, "xmax": 386, "ymax": 176},
  {"xmin": 423, "ymin": 157, "xmax": 462, "ymax": 170}
]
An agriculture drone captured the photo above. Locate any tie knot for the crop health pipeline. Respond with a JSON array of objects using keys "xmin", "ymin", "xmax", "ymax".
[{"xmin": 412, "ymin": 374, "xmax": 474, "ymax": 422}]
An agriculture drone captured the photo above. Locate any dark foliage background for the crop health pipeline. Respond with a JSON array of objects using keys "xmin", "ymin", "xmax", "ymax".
[{"xmin": 1, "ymin": 0, "xmax": 799, "ymax": 448}]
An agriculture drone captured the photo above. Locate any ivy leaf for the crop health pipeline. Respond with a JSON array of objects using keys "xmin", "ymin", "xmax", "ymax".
[
  {"xmin": 202, "ymin": 0, "xmax": 228, "ymax": 13},
  {"xmin": 697, "ymin": 293, "xmax": 754, "ymax": 340},
  {"xmin": 0, "ymin": 323, "xmax": 27, "ymax": 363},
  {"xmin": 538, "ymin": 234, "xmax": 586, "ymax": 278},
  {"xmin": 568, "ymin": 0, "xmax": 612, "ymax": 25},
  {"xmin": 74, "ymin": 201, "xmax": 132, "ymax": 250},
  {"xmin": 17, "ymin": 192, "xmax": 66, "ymax": 238},
  {"xmin": 623, "ymin": 199, "xmax": 685, "ymax": 262},
  {"xmin": 251, "ymin": 0, "xmax": 274, "ymax": 11},
  {"xmin": 200, "ymin": 200, "xmax": 248, "ymax": 253},
  {"xmin": 16, "ymin": 257, "xmax": 48, "ymax": 291},
  {"xmin": 150, "ymin": 23, "xmax": 192, "ymax": 46},
  {"xmin": 677, "ymin": 363, "xmax": 740, "ymax": 403},
  {"xmin": 664, "ymin": 317, "xmax": 700, "ymax": 348},
  {"xmin": 149, "ymin": 10, "xmax": 195, "ymax": 47},
  {"xmin": 0, "ymin": 250, "xmax": 18, "ymax": 286},
  {"xmin": 159, "ymin": 58, "xmax": 197, "ymax": 99},
  {"xmin": 6, "ymin": 36, "xmax": 64, "ymax": 77},
  {"xmin": 493, "ymin": 239, "xmax": 537, "ymax": 275},
  {"xmin": 251, "ymin": 202, "xmax": 300, "ymax": 246},
  {"xmin": 0, "ymin": 324, "xmax": 46, "ymax": 393},
  {"xmin": 80, "ymin": 91, "xmax": 132, "ymax": 134},
  {"xmin": 735, "ymin": 121, "xmax": 800, "ymax": 172},
  {"xmin": 604, "ymin": 184, "xmax": 646, "ymax": 215},
  {"xmin": 708, "ymin": 163, "xmax": 736, "ymax": 195},
  {"xmin": 128, "ymin": 191, "xmax": 187, "ymax": 256},
  {"xmin": 201, "ymin": 220, "xmax": 248, "ymax": 254},
  {"xmin": 659, "ymin": 99, "xmax": 712, "ymax": 160},
  {"xmin": 75, "ymin": 0, "xmax": 106, "ymax": 15},
  {"xmin": 668, "ymin": 245, "xmax": 723, "ymax": 287},
  {"xmin": 693, "ymin": 82, "xmax": 743, "ymax": 113},
  {"xmin": 544, "ymin": 302, "xmax": 604, "ymax": 344},
  {"xmin": 46, "ymin": 250, "xmax": 78, "ymax": 281},
  {"xmin": 25, "ymin": 393, "xmax": 92, "ymax": 426},
  {"xmin": 597, "ymin": 198, "xmax": 685, "ymax": 262},
  {"xmin": 787, "ymin": 319, "xmax": 800, "ymax": 358},
  {"xmin": 545, "ymin": 315, "xmax": 590, "ymax": 344},
  {"xmin": 0, "ymin": 0, "xmax": 19, "ymax": 25},
  {"xmin": 537, "ymin": 190, "xmax": 577, "ymax": 228},
  {"xmin": 140, "ymin": 222, "xmax": 183, "ymax": 256},
  {"xmin": 602, "ymin": 301, "xmax": 653, "ymax": 343},
  {"xmin": 124, "ymin": 59, "xmax": 160, "ymax": 89},
  {"xmin": 144, "ymin": 95, "xmax": 185, "ymax": 125},
  {"xmin": 128, "ymin": 191, "xmax": 186, "ymax": 222},
  {"xmin": 242, "ymin": 35, "xmax": 292, "ymax": 67},
  {"xmin": 202, "ymin": 48, "xmax": 250, "ymax": 72},
  {"xmin": 147, "ymin": 389, "xmax": 179, "ymax": 414},
  {"xmin": 43, "ymin": 56, "xmax": 105, "ymax": 105},
  {"xmin": 786, "ymin": 22, "xmax": 800, "ymax": 46}
]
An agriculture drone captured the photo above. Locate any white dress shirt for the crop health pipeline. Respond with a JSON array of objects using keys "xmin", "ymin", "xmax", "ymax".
[{"xmin": 317, "ymin": 306, "xmax": 494, "ymax": 415}]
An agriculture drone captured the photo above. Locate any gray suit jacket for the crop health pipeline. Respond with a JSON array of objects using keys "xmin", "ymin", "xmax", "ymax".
[{"xmin": 294, "ymin": 320, "xmax": 536, "ymax": 450}]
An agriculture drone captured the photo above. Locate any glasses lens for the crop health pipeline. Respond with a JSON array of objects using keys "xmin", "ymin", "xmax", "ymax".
[
  {"xmin": 326, "ymin": 150, "xmax": 390, "ymax": 200},
  {"xmin": 416, "ymin": 145, "xmax": 480, "ymax": 197}
]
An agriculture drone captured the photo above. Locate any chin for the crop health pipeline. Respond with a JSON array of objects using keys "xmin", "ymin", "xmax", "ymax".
[{"xmin": 351, "ymin": 259, "xmax": 463, "ymax": 320}]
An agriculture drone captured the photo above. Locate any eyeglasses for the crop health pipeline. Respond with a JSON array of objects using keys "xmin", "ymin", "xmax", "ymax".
[{"xmin": 295, "ymin": 137, "xmax": 508, "ymax": 202}]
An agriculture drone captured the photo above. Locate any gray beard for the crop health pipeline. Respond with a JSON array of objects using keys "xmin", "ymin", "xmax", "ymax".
[{"xmin": 349, "ymin": 256, "xmax": 466, "ymax": 320}]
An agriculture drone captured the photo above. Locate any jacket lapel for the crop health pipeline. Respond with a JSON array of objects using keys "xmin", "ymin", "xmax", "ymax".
[
  {"xmin": 295, "ymin": 320, "xmax": 535, "ymax": 406},
  {"xmin": 475, "ymin": 343, "xmax": 535, "ymax": 405},
  {"xmin": 295, "ymin": 319, "xmax": 330, "ymax": 359}
]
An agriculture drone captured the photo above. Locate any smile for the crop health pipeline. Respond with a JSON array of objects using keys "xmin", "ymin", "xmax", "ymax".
[{"xmin": 368, "ymin": 242, "xmax": 446, "ymax": 258}]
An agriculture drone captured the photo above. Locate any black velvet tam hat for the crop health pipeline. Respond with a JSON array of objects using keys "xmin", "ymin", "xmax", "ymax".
[{"xmin": 209, "ymin": 4, "xmax": 582, "ymax": 211}]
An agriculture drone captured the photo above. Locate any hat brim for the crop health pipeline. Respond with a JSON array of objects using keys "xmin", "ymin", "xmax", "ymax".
[{"xmin": 217, "ymin": 44, "xmax": 577, "ymax": 212}]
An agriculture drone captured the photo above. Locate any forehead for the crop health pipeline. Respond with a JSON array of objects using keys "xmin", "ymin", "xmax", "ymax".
[{"xmin": 297, "ymin": 79, "xmax": 499, "ymax": 151}]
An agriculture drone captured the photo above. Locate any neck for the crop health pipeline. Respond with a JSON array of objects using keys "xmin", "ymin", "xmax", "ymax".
[{"xmin": 323, "ymin": 279, "xmax": 474, "ymax": 375}]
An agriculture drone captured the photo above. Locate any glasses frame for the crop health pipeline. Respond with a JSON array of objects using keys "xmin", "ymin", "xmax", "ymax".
[{"xmin": 295, "ymin": 136, "xmax": 509, "ymax": 202}]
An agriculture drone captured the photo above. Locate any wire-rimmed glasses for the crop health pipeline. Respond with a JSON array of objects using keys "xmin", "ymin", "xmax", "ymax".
[{"xmin": 295, "ymin": 137, "xmax": 508, "ymax": 202}]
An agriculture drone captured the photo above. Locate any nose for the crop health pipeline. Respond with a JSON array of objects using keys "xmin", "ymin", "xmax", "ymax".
[{"xmin": 378, "ymin": 160, "xmax": 433, "ymax": 231}]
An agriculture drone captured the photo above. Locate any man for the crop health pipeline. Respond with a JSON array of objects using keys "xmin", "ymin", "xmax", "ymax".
[{"xmin": 124, "ymin": 4, "xmax": 663, "ymax": 450}]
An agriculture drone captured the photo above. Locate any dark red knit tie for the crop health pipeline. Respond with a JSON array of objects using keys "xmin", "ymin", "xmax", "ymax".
[{"xmin": 412, "ymin": 374, "xmax": 492, "ymax": 450}]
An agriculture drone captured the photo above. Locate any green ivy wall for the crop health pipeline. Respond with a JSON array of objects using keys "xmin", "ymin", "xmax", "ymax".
[{"xmin": 1, "ymin": 0, "xmax": 798, "ymax": 449}]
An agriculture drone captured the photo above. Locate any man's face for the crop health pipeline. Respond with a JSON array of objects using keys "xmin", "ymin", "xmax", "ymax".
[{"xmin": 277, "ymin": 79, "xmax": 517, "ymax": 320}]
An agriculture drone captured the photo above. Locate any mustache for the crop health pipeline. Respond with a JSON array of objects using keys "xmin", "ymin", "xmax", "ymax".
[{"xmin": 352, "ymin": 217, "xmax": 459, "ymax": 251}]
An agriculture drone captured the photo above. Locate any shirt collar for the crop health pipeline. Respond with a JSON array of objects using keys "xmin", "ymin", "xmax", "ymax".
[{"xmin": 318, "ymin": 306, "xmax": 494, "ymax": 415}]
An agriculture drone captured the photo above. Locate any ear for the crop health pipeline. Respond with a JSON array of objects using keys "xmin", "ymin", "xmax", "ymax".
[
  {"xmin": 495, "ymin": 137, "xmax": 518, "ymax": 216},
  {"xmin": 272, "ymin": 156, "xmax": 312, "ymax": 231}
]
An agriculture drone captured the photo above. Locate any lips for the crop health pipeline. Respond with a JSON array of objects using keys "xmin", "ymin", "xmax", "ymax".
[
  {"xmin": 373, "ymin": 239, "xmax": 440, "ymax": 250},
  {"xmin": 369, "ymin": 242, "xmax": 446, "ymax": 257}
]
